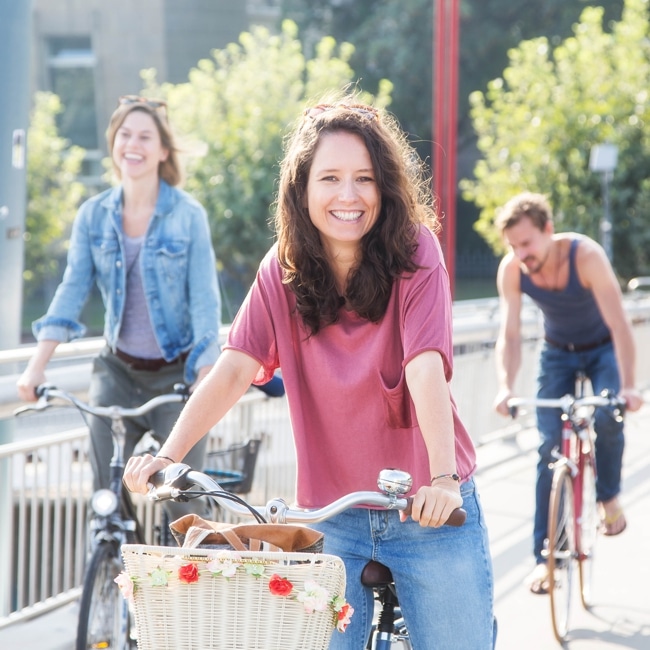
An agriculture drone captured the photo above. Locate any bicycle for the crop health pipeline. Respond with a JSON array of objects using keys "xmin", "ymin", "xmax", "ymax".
[
  {"xmin": 124, "ymin": 463, "xmax": 466, "ymax": 650},
  {"xmin": 508, "ymin": 375, "xmax": 625, "ymax": 643},
  {"xmin": 15, "ymin": 382, "xmax": 193, "ymax": 650}
]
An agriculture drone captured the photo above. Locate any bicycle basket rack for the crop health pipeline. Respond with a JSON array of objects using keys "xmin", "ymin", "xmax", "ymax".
[
  {"xmin": 203, "ymin": 438, "xmax": 262, "ymax": 494},
  {"xmin": 120, "ymin": 544, "xmax": 346, "ymax": 650}
]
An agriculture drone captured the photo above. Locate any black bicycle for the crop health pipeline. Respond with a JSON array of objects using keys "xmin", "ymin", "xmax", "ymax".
[{"xmin": 15, "ymin": 383, "xmax": 192, "ymax": 650}]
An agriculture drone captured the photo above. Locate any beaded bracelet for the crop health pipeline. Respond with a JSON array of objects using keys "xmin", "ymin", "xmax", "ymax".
[
  {"xmin": 430, "ymin": 473, "xmax": 460, "ymax": 485},
  {"xmin": 156, "ymin": 455, "xmax": 177, "ymax": 464}
]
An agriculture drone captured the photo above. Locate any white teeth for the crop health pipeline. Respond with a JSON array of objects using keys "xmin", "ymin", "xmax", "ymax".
[
  {"xmin": 332, "ymin": 211, "xmax": 363, "ymax": 222},
  {"xmin": 124, "ymin": 153, "xmax": 143, "ymax": 161}
]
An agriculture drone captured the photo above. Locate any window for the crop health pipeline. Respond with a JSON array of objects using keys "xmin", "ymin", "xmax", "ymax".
[{"xmin": 46, "ymin": 37, "xmax": 98, "ymax": 151}]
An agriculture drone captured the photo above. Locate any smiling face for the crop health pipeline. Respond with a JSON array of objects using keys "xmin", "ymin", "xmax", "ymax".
[
  {"xmin": 111, "ymin": 109, "xmax": 169, "ymax": 182},
  {"xmin": 306, "ymin": 130, "xmax": 381, "ymax": 257}
]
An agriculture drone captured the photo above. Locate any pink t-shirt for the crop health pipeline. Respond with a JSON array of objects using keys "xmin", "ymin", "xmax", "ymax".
[{"xmin": 225, "ymin": 225, "xmax": 476, "ymax": 507}]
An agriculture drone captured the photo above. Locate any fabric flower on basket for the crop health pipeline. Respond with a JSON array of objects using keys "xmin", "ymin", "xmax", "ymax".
[
  {"xmin": 244, "ymin": 563, "xmax": 265, "ymax": 578},
  {"xmin": 332, "ymin": 596, "xmax": 354, "ymax": 632},
  {"xmin": 205, "ymin": 551, "xmax": 242, "ymax": 578},
  {"xmin": 268, "ymin": 574, "xmax": 294, "ymax": 596},
  {"xmin": 114, "ymin": 572, "xmax": 137, "ymax": 602},
  {"xmin": 149, "ymin": 566, "xmax": 172, "ymax": 586},
  {"xmin": 295, "ymin": 579, "xmax": 329, "ymax": 613},
  {"xmin": 178, "ymin": 563, "xmax": 200, "ymax": 584}
]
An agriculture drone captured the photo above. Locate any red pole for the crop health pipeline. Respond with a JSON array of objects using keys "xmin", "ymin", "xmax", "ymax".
[{"xmin": 433, "ymin": 0, "xmax": 459, "ymax": 297}]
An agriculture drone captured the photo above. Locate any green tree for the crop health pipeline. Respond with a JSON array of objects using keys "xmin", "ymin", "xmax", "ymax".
[
  {"xmin": 141, "ymin": 20, "xmax": 392, "ymax": 313},
  {"xmin": 460, "ymin": 0, "xmax": 650, "ymax": 280},
  {"xmin": 25, "ymin": 92, "xmax": 86, "ymax": 302},
  {"xmin": 280, "ymin": 1, "xmax": 625, "ymax": 157}
]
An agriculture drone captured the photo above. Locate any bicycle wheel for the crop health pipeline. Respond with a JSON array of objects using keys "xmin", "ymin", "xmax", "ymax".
[
  {"xmin": 547, "ymin": 465, "xmax": 576, "ymax": 644},
  {"xmin": 76, "ymin": 539, "xmax": 132, "ymax": 650},
  {"xmin": 578, "ymin": 451, "xmax": 598, "ymax": 609}
]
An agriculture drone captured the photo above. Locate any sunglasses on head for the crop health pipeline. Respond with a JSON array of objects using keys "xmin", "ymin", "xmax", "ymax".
[
  {"xmin": 303, "ymin": 103, "xmax": 379, "ymax": 122},
  {"xmin": 118, "ymin": 95, "xmax": 167, "ymax": 116}
]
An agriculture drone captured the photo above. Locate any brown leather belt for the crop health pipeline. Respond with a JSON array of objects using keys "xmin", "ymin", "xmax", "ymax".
[
  {"xmin": 114, "ymin": 348, "xmax": 188, "ymax": 372},
  {"xmin": 544, "ymin": 335, "xmax": 612, "ymax": 353}
]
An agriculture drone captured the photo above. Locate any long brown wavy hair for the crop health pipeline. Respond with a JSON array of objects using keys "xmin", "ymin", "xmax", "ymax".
[{"xmin": 275, "ymin": 96, "xmax": 439, "ymax": 335}]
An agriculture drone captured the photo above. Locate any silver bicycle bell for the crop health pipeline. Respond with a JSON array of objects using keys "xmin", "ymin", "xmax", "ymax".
[{"xmin": 377, "ymin": 468, "xmax": 413, "ymax": 495}]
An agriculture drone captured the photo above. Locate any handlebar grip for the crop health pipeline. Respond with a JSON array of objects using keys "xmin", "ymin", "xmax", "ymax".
[
  {"xmin": 446, "ymin": 507, "xmax": 467, "ymax": 526},
  {"xmin": 35, "ymin": 383, "xmax": 53, "ymax": 398},
  {"xmin": 148, "ymin": 470, "xmax": 166, "ymax": 488},
  {"xmin": 403, "ymin": 497, "xmax": 467, "ymax": 526}
]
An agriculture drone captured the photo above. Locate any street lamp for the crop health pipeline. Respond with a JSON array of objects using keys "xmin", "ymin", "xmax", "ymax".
[{"xmin": 588, "ymin": 143, "xmax": 618, "ymax": 262}]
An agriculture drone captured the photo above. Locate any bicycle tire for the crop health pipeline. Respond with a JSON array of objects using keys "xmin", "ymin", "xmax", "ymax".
[
  {"xmin": 578, "ymin": 449, "xmax": 598, "ymax": 609},
  {"xmin": 547, "ymin": 465, "xmax": 576, "ymax": 644},
  {"xmin": 76, "ymin": 539, "xmax": 132, "ymax": 650}
]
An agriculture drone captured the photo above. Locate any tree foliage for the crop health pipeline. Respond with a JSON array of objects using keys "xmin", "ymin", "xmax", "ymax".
[
  {"xmin": 280, "ymin": 1, "xmax": 625, "ymax": 159},
  {"xmin": 25, "ymin": 92, "xmax": 86, "ymax": 300},
  {"xmin": 460, "ymin": 0, "xmax": 650, "ymax": 279},
  {"xmin": 140, "ymin": 20, "xmax": 392, "ymax": 311}
]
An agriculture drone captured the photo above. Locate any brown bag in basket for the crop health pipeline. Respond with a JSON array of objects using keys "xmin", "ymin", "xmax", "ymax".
[{"xmin": 169, "ymin": 513, "xmax": 324, "ymax": 553}]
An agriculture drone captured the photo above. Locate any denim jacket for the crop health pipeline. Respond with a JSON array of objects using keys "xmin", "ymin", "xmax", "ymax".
[{"xmin": 33, "ymin": 180, "xmax": 221, "ymax": 384}]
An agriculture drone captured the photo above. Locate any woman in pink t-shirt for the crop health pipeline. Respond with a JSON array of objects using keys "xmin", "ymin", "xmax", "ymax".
[{"xmin": 124, "ymin": 95, "xmax": 495, "ymax": 649}]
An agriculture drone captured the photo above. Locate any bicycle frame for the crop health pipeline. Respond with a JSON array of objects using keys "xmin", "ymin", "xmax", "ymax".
[{"xmin": 557, "ymin": 411, "xmax": 594, "ymax": 562}]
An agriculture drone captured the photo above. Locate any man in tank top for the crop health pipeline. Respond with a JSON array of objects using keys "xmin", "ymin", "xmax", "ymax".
[{"xmin": 492, "ymin": 192, "xmax": 643, "ymax": 594}]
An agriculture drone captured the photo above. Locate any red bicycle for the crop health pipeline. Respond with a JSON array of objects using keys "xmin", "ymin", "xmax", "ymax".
[{"xmin": 508, "ymin": 375, "xmax": 625, "ymax": 643}]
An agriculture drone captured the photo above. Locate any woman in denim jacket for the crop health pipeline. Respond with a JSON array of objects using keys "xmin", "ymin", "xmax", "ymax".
[{"xmin": 17, "ymin": 96, "xmax": 221, "ymax": 519}]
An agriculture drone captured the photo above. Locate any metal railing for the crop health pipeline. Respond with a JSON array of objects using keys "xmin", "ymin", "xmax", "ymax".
[
  {"xmin": 3, "ymin": 294, "xmax": 650, "ymax": 626},
  {"xmin": 0, "ymin": 389, "xmax": 292, "ymax": 626}
]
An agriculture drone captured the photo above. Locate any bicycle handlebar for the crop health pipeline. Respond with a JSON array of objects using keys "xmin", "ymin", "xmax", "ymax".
[
  {"xmin": 507, "ymin": 393, "xmax": 626, "ymax": 420},
  {"xmin": 146, "ymin": 463, "xmax": 467, "ymax": 527},
  {"xmin": 14, "ymin": 383, "xmax": 190, "ymax": 419}
]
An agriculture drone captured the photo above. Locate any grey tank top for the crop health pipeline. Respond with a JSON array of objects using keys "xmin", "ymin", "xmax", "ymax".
[{"xmin": 520, "ymin": 239, "xmax": 610, "ymax": 347}]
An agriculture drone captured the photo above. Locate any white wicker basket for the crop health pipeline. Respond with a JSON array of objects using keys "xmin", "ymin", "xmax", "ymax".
[{"xmin": 120, "ymin": 544, "xmax": 347, "ymax": 650}]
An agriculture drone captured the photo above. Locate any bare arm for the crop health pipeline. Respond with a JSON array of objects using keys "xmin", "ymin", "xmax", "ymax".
[
  {"xmin": 494, "ymin": 254, "xmax": 523, "ymax": 415},
  {"xmin": 577, "ymin": 241, "xmax": 643, "ymax": 411},
  {"xmin": 16, "ymin": 339, "xmax": 60, "ymax": 401},
  {"xmin": 123, "ymin": 348, "xmax": 262, "ymax": 493},
  {"xmin": 405, "ymin": 350, "xmax": 463, "ymax": 527}
]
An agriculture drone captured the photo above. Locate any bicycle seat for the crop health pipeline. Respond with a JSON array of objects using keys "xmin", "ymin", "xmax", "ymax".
[{"xmin": 361, "ymin": 560, "xmax": 393, "ymax": 588}]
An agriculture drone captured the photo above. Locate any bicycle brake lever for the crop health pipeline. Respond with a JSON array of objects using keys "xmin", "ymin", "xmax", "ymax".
[{"xmin": 13, "ymin": 395, "xmax": 52, "ymax": 416}]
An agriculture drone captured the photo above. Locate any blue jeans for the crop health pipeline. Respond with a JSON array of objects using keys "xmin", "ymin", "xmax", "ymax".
[
  {"xmin": 533, "ymin": 341, "xmax": 624, "ymax": 563},
  {"xmin": 311, "ymin": 478, "xmax": 495, "ymax": 649}
]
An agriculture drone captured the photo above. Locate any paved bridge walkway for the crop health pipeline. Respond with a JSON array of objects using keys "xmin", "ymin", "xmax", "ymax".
[{"xmin": 2, "ymin": 401, "xmax": 649, "ymax": 649}]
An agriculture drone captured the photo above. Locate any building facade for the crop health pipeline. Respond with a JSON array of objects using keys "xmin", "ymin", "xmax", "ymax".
[{"xmin": 30, "ymin": 0, "xmax": 279, "ymax": 185}]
